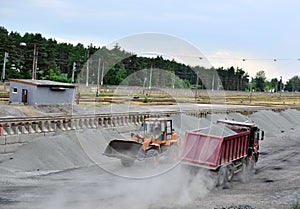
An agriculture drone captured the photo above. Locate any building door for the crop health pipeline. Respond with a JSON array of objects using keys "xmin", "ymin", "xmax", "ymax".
[{"xmin": 22, "ymin": 89, "xmax": 28, "ymax": 104}]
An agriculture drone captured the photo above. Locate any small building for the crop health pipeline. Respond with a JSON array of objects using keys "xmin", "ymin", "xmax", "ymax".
[{"xmin": 9, "ymin": 79, "xmax": 76, "ymax": 105}]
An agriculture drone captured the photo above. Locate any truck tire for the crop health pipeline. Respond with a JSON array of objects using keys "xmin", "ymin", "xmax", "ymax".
[
  {"xmin": 239, "ymin": 160, "xmax": 248, "ymax": 183},
  {"xmin": 247, "ymin": 155, "xmax": 256, "ymax": 173},
  {"xmin": 217, "ymin": 166, "xmax": 227, "ymax": 187},
  {"xmin": 217, "ymin": 165, "xmax": 234, "ymax": 187},
  {"xmin": 226, "ymin": 164, "xmax": 235, "ymax": 182},
  {"xmin": 121, "ymin": 157, "xmax": 134, "ymax": 167}
]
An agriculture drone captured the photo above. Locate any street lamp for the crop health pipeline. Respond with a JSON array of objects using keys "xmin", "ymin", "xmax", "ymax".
[{"xmin": 19, "ymin": 42, "xmax": 38, "ymax": 80}]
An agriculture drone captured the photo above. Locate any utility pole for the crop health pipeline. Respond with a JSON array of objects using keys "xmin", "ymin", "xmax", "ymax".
[
  {"xmin": 212, "ymin": 74, "xmax": 215, "ymax": 91},
  {"xmin": 86, "ymin": 49, "xmax": 89, "ymax": 87},
  {"xmin": 2, "ymin": 52, "xmax": 8, "ymax": 82},
  {"xmin": 71, "ymin": 62, "xmax": 76, "ymax": 83},
  {"xmin": 32, "ymin": 44, "xmax": 38, "ymax": 80},
  {"xmin": 195, "ymin": 71, "xmax": 199, "ymax": 101},
  {"xmin": 279, "ymin": 76, "xmax": 282, "ymax": 99},
  {"xmin": 149, "ymin": 65, "xmax": 152, "ymax": 90},
  {"xmin": 249, "ymin": 78, "xmax": 253, "ymax": 104},
  {"xmin": 172, "ymin": 69, "xmax": 175, "ymax": 89},
  {"xmin": 101, "ymin": 60, "xmax": 104, "ymax": 86},
  {"xmin": 97, "ymin": 58, "xmax": 101, "ymax": 96}
]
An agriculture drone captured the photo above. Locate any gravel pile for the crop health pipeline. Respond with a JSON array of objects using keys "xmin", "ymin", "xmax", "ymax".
[
  {"xmin": 1, "ymin": 131, "xmax": 93, "ymax": 172},
  {"xmin": 228, "ymin": 112, "xmax": 249, "ymax": 122},
  {"xmin": 214, "ymin": 205, "xmax": 256, "ymax": 209},
  {"xmin": 280, "ymin": 109, "xmax": 300, "ymax": 126},
  {"xmin": 250, "ymin": 110, "xmax": 295, "ymax": 137},
  {"xmin": 0, "ymin": 128, "xmax": 121, "ymax": 172}
]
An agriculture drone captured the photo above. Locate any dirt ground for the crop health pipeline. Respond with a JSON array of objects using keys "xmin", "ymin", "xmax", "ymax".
[{"xmin": 0, "ymin": 109, "xmax": 299, "ymax": 209}]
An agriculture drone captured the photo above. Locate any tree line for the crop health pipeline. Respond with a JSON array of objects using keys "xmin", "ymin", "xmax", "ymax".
[{"xmin": 0, "ymin": 26, "xmax": 299, "ymax": 92}]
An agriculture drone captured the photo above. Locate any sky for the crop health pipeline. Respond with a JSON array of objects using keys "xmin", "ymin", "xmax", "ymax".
[{"xmin": 1, "ymin": 0, "xmax": 300, "ymax": 81}]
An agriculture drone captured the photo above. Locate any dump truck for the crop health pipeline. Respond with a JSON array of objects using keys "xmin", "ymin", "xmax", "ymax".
[
  {"xmin": 103, "ymin": 118, "xmax": 179, "ymax": 167},
  {"xmin": 182, "ymin": 119, "xmax": 264, "ymax": 186}
]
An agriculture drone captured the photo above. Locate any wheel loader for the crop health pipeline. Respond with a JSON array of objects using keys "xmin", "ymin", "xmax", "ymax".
[{"xmin": 103, "ymin": 118, "xmax": 179, "ymax": 167}]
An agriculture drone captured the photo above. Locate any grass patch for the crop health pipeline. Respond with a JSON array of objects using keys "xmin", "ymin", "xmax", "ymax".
[
  {"xmin": 291, "ymin": 201, "xmax": 300, "ymax": 209},
  {"xmin": 143, "ymin": 96, "xmax": 150, "ymax": 103}
]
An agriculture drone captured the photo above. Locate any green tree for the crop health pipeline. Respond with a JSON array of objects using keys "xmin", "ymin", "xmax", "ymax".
[
  {"xmin": 285, "ymin": 76, "xmax": 300, "ymax": 92},
  {"xmin": 254, "ymin": 70, "xmax": 266, "ymax": 91},
  {"xmin": 270, "ymin": 78, "xmax": 278, "ymax": 92}
]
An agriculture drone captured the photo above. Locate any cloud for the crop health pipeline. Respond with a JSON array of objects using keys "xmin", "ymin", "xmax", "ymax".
[{"xmin": 207, "ymin": 49, "xmax": 293, "ymax": 80}]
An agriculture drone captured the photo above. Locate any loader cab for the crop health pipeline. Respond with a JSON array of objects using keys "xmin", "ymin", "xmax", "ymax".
[{"xmin": 143, "ymin": 118, "xmax": 173, "ymax": 140}]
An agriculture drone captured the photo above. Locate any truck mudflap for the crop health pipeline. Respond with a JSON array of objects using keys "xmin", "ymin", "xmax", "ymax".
[{"xmin": 103, "ymin": 139, "xmax": 143, "ymax": 159}]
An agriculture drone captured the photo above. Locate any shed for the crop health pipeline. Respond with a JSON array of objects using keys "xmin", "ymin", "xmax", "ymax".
[{"xmin": 9, "ymin": 79, "xmax": 76, "ymax": 105}]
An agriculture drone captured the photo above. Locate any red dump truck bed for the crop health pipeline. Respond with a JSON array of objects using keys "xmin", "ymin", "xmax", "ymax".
[{"xmin": 182, "ymin": 123, "xmax": 251, "ymax": 170}]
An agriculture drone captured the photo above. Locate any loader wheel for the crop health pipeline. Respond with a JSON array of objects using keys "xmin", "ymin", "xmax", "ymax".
[
  {"xmin": 166, "ymin": 144, "xmax": 179, "ymax": 162},
  {"xmin": 146, "ymin": 149, "xmax": 159, "ymax": 159},
  {"xmin": 121, "ymin": 157, "xmax": 134, "ymax": 167}
]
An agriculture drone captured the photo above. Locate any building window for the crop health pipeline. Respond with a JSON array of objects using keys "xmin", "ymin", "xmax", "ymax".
[{"xmin": 13, "ymin": 88, "xmax": 18, "ymax": 94}]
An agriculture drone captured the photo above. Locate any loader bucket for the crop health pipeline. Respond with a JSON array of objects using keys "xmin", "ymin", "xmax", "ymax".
[{"xmin": 103, "ymin": 139, "xmax": 143, "ymax": 159}]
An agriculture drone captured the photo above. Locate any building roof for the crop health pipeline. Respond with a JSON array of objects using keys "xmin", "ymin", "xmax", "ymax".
[{"xmin": 10, "ymin": 79, "xmax": 76, "ymax": 88}]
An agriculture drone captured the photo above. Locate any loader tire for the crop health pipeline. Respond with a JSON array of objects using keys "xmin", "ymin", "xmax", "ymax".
[
  {"xmin": 166, "ymin": 144, "xmax": 179, "ymax": 162},
  {"xmin": 121, "ymin": 157, "xmax": 134, "ymax": 167},
  {"xmin": 146, "ymin": 149, "xmax": 159, "ymax": 159}
]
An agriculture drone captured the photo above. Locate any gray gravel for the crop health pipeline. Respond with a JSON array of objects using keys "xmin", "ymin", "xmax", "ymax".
[
  {"xmin": 214, "ymin": 205, "xmax": 256, "ymax": 209},
  {"xmin": 1, "ymin": 108, "xmax": 300, "ymax": 209}
]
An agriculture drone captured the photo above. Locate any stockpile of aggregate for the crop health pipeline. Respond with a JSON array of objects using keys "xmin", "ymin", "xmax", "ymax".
[
  {"xmin": 249, "ymin": 110, "xmax": 295, "ymax": 137},
  {"xmin": 228, "ymin": 112, "xmax": 249, "ymax": 122},
  {"xmin": 0, "ymin": 128, "xmax": 123, "ymax": 172},
  {"xmin": 206, "ymin": 113, "xmax": 228, "ymax": 123},
  {"xmin": 170, "ymin": 114, "xmax": 211, "ymax": 139},
  {"xmin": 280, "ymin": 109, "xmax": 300, "ymax": 126},
  {"xmin": 214, "ymin": 205, "xmax": 256, "ymax": 209}
]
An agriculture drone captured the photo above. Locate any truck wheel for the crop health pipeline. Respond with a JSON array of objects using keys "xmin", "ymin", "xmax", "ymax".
[
  {"xmin": 247, "ymin": 156, "xmax": 256, "ymax": 173},
  {"xmin": 217, "ymin": 166, "xmax": 227, "ymax": 187},
  {"xmin": 121, "ymin": 157, "xmax": 134, "ymax": 167},
  {"xmin": 226, "ymin": 165, "xmax": 234, "ymax": 182},
  {"xmin": 239, "ymin": 160, "xmax": 248, "ymax": 183}
]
